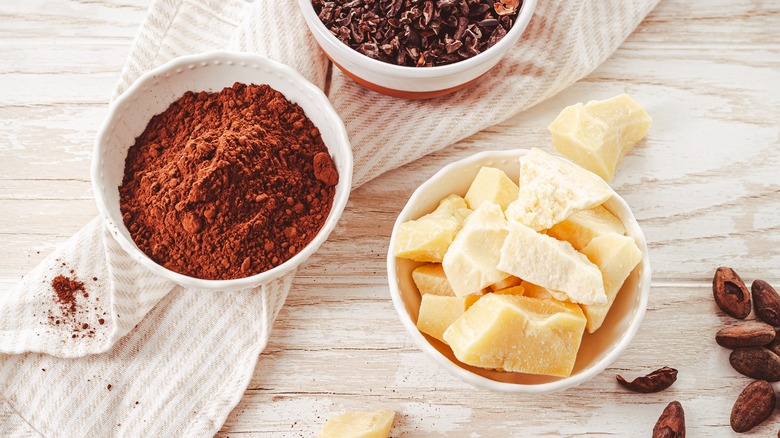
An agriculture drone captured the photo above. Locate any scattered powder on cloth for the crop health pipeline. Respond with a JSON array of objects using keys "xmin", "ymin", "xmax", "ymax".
[{"xmin": 47, "ymin": 268, "xmax": 104, "ymax": 339}]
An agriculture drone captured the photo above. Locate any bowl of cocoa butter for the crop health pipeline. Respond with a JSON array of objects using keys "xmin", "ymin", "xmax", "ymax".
[{"xmin": 92, "ymin": 51, "xmax": 352, "ymax": 290}]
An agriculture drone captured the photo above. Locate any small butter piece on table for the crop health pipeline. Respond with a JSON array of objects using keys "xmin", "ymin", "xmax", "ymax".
[
  {"xmin": 505, "ymin": 148, "xmax": 612, "ymax": 231},
  {"xmin": 443, "ymin": 294, "xmax": 587, "ymax": 377},
  {"xmin": 318, "ymin": 408, "xmax": 395, "ymax": 438},
  {"xmin": 393, "ymin": 194, "xmax": 471, "ymax": 262},
  {"xmin": 548, "ymin": 94, "xmax": 652, "ymax": 182},
  {"xmin": 412, "ymin": 263, "xmax": 455, "ymax": 297},
  {"xmin": 464, "ymin": 166, "xmax": 519, "ymax": 211},
  {"xmin": 547, "ymin": 204, "xmax": 626, "ymax": 251},
  {"xmin": 417, "ymin": 293, "xmax": 482, "ymax": 343},
  {"xmin": 443, "ymin": 202, "xmax": 510, "ymax": 297},
  {"xmin": 579, "ymin": 233, "xmax": 642, "ymax": 333},
  {"xmin": 498, "ymin": 221, "xmax": 606, "ymax": 305}
]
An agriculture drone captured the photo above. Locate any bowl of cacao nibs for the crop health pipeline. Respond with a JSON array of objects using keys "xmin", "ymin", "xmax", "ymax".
[
  {"xmin": 300, "ymin": 0, "xmax": 537, "ymax": 99},
  {"xmin": 387, "ymin": 149, "xmax": 651, "ymax": 392},
  {"xmin": 92, "ymin": 51, "xmax": 353, "ymax": 291}
]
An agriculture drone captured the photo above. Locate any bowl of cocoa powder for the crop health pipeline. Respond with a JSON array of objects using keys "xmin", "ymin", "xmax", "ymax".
[
  {"xmin": 92, "ymin": 51, "xmax": 352, "ymax": 290},
  {"xmin": 299, "ymin": 0, "xmax": 537, "ymax": 99}
]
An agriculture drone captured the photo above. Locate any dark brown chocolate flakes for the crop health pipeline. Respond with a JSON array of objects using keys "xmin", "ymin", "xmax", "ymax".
[{"xmin": 312, "ymin": 0, "xmax": 522, "ymax": 67}]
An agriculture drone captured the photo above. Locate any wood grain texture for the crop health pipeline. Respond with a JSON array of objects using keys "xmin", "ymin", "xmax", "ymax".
[{"xmin": 1, "ymin": 0, "xmax": 779, "ymax": 436}]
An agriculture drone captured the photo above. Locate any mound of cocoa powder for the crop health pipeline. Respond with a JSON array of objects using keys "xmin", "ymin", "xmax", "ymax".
[
  {"xmin": 119, "ymin": 83, "xmax": 338, "ymax": 280},
  {"xmin": 52, "ymin": 274, "xmax": 87, "ymax": 315},
  {"xmin": 47, "ymin": 270, "xmax": 102, "ymax": 338}
]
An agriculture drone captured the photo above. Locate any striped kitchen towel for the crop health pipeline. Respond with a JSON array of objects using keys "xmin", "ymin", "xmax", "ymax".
[{"xmin": 0, "ymin": 0, "xmax": 659, "ymax": 436}]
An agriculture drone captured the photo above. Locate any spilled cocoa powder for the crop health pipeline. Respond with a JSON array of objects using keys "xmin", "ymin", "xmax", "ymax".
[
  {"xmin": 52, "ymin": 275, "xmax": 86, "ymax": 314},
  {"xmin": 119, "ymin": 83, "xmax": 338, "ymax": 280},
  {"xmin": 48, "ymin": 271, "xmax": 99, "ymax": 338}
]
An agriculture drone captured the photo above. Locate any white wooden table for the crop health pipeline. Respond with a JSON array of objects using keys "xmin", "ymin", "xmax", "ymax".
[{"xmin": 2, "ymin": 1, "xmax": 779, "ymax": 436}]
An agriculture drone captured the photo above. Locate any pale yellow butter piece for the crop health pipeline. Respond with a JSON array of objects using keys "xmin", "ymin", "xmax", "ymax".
[
  {"xmin": 505, "ymin": 148, "xmax": 612, "ymax": 231},
  {"xmin": 548, "ymin": 94, "xmax": 652, "ymax": 182},
  {"xmin": 318, "ymin": 408, "xmax": 395, "ymax": 438},
  {"xmin": 520, "ymin": 281, "xmax": 574, "ymax": 304},
  {"xmin": 492, "ymin": 285, "xmax": 526, "ymax": 295},
  {"xmin": 586, "ymin": 94, "xmax": 651, "ymax": 140},
  {"xmin": 497, "ymin": 221, "xmax": 606, "ymax": 305},
  {"xmin": 443, "ymin": 294, "xmax": 587, "ymax": 377},
  {"xmin": 579, "ymin": 233, "xmax": 642, "ymax": 333},
  {"xmin": 412, "ymin": 263, "xmax": 455, "ymax": 297},
  {"xmin": 393, "ymin": 194, "xmax": 472, "ymax": 262},
  {"xmin": 464, "ymin": 166, "xmax": 520, "ymax": 211},
  {"xmin": 521, "ymin": 281, "xmax": 558, "ymax": 300},
  {"xmin": 489, "ymin": 275, "xmax": 523, "ymax": 292},
  {"xmin": 443, "ymin": 202, "xmax": 510, "ymax": 296},
  {"xmin": 417, "ymin": 294, "xmax": 481, "ymax": 343},
  {"xmin": 547, "ymin": 205, "xmax": 626, "ymax": 251}
]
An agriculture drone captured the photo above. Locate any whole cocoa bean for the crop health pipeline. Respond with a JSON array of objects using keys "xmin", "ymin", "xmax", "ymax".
[
  {"xmin": 753, "ymin": 280, "xmax": 780, "ymax": 326},
  {"xmin": 616, "ymin": 367, "xmax": 678, "ymax": 393},
  {"xmin": 653, "ymin": 401, "xmax": 685, "ymax": 438},
  {"xmin": 729, "ymin": 347, "xmax": 780, "ymax": 381},
  {"xmin": 716, "ymin": 321, "xmax": 775, "ymax": 349},
  {"xmin": 731, "ymin": 380, "xmax": 776, "ymax": 432},
  {"xmin": 713, "ymin": 267, "xmax": 751, "ymax": 319}
]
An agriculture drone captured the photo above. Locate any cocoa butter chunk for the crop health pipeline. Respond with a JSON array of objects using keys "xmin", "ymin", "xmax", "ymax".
[
  {"xmin": 652, "ymin": 401, "xmax": 685, "ymax": 438},
  {"xmin": 715, "ymin": 321, "xmax": 775, "ymax": 349},
  {"xmin": 752, "ymin": 279, "xmax": 780, "ymax": 326},
  {"xmin": 712, "ymin": 267, "xmax": 751, "ymax": 319},
  {"xmin": 729, "ymin": 347, "xmax": 780, "ymax": 381},
  {"xmin": 731, "ymin": 380, "xmax": 776, "ymax": 433},
  {"xmin": 616, "ymin": 367, "xmax": 677, "ymax": 393}
]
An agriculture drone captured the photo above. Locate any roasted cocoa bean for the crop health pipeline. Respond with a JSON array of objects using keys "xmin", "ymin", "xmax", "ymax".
[
  {"xmin": 752, "ymin": 279, "xmax": 780, "ymax": 326},
  {"xmin": 729, "ymin": 347, "xmax": 780, "ymax": 381},
  {"xmin": 731, "ymin": 380, "xmax": 776, "ymax": 432},
  {"xmin": 716, "ymin": 321, "xmax": 775, "ymax": 349},
  {"xmin": 653, "ymin": 401, "xmax": 685, "ymax": 438},
  {"xmin": 616, "ymin": 367, "xmax": 678, "ymax": 393},
  {"xmin": 713, "ymin": 267, "xmax": 751, "ymax": 319}
]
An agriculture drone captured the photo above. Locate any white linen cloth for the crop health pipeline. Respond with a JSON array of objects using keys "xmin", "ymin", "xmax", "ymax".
[{"xmin": 0, "ymin": 0, "xmax": 659, "ymax": 435}]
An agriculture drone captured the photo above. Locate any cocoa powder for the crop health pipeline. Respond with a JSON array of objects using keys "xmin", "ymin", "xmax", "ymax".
[
  {"xmin": 52, "ymin": 275, "xmax": 86, "ymax": 315},
  {"xmin": 49, "ymin": 272, "xmax": 98, "ymax": 338},
  {"xmin": 119, "ymin": 83, "xmax": 338, "ymax": 280}
]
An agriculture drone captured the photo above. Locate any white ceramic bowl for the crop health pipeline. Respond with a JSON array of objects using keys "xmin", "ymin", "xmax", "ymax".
[
  {"xmin": 387, "ymin": 149, "xmax": 651, "ymax": 392},
  {"xmin": 92, "ymin": 51, "xmax": 353, "ymax": 291},
  {"xmin": 298, "ymin": 0, "xmax": 537, "ymax": 99}
]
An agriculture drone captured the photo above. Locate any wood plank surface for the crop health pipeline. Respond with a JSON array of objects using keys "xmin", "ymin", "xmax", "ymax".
[{"xmin": 1, "ymin": 0, "xmax": 779, "ymax": 436}]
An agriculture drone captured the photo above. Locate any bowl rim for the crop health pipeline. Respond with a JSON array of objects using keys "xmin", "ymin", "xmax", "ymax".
[
  {"xmin": 91, "ymin": 50, "xmax": 353, "ymax": 291},
  {"xmin": 297, "ymin": 0, "xmax": 538, "ymax": 77},
  {"xmin": 386, "ymin": 148, "xmax": 651, "ymax": 393}
]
